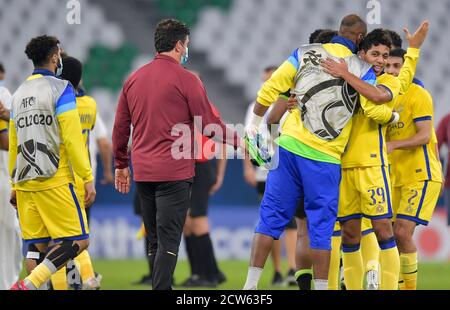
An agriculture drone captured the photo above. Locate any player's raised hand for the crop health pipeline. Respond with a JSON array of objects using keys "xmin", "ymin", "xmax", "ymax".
[
  {"xmin": 115, "ymin": 167, "xmax": 131, "ymax": 194},
  {"xmin": 84, "ymin": 181, "xmax": 97, "ymax": 207},
  {"xmin": 405, "ymin": 20, "xmax": 429, "ymax": 49}
]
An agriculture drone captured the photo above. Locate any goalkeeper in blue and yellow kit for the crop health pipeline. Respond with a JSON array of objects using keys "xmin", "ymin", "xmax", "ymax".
[
  {"xmin": 386, "ymin": 48, "xmax": 443, "ymax": 290},
  {"xmin": 9, "ymin": 35, "xmax": 96, "ymax": 290},
  {"xmin": 243, "ymin": 15, "xmax": 400, "ymax": 290}
]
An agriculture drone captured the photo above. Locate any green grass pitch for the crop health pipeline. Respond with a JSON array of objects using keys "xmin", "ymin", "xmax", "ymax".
[{"xmin": 90, "ymin": 259, "xmax": 450, "ymax": 290}]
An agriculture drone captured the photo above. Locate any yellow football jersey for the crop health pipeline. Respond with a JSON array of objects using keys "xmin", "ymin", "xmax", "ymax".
[
  {"xmin": 342, "ymin": 73, "xmax": 401, "ymax": 168},
  {"xmin": 74, "ymin": 93, "xmax": 97, "ymax": 195},
  {"xmin": 76, "ymin": 94, "xmax": 97, "ymax": 148},
  {"xmin": 387, "ymin": 84, "xmax": 443, "ymax": 186}
]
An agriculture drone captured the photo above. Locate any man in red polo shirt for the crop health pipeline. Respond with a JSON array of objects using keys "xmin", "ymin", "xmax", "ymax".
[
  {"xmin": 113, "ymin": 19, "xmax": 240, "ymax": 290},
  {"xmin": 437, "ymin": 113, "xmax": 450, "ymax": 225}
]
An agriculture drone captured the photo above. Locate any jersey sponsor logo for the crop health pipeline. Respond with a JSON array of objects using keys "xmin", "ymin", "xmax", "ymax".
[
  {"xmin": 388, "ymin": 122, "xmax": 405, "ymax": 130},
  {"xmin": 303, "ymin": 50, "xmax": 322, "ymax": 66},
  {"xmin": 17, "ymin": 113, "xmax": 54, "ymax": 129}
]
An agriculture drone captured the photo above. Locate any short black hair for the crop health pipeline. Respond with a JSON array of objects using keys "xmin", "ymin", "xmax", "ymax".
[
  {"xmin": 386, "ymin": 30, "xmax": 403, "ymax": 49},
  {"xmin": 61, "ymin": 56, "xmax": 82, "ymax": 89},
  {"xmin": 360, "ymin": 29, "xmax": 392, "ymax": 52},
  {"xmin": 309, "ymin": 29, "xmax": 326, "ymax": 44},
  {"xmin": 390, "ymin": 48, "xmax": 407, "ymax": 60},
  {"xmin": 340, "ymin": 14, "xmax": 367, "ymax": 36},
  {"xmin": 154, "ymin": 19, "xmax": 190, "ymax": 53},
  {"xmin": 264, "ymin": 66, "xmax": 278, "ymax": 73},
  {"xmin": 25, "ymin": 35, "xmax": 60, "ymax": 67},
  {"xmin": 315, "ymin": 30, "xmax": 338, "ymax": 44},
  {"xmin": 0, "ymin": 63, "xmax": 4, "ymax": 74}
]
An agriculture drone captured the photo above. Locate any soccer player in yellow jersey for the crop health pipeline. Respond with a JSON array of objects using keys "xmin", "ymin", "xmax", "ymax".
[
  {"xmin": 244, "ymin": 15, "xmax": 399, "ymax": 290},
  {"xmin": 50, "ymin": 56, "xmax": 100, "ymax": 290},
  {"xmin": 386, "ymin": 48, "xmax": 443, "ymax": 290},
  {"xmin": 9, "ymin": 35, "xmax": 96, "ymax": 290},
  {"xmin": 321, "ymin": 23, "xmax": 429, "ymax": 290}
]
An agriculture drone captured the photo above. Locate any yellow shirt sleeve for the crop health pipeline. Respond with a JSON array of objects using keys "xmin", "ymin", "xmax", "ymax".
[
  {"xmin": 359, "ymin": 97, "xmax": 394, "ymax": 125},
  {"xmin": 398, "ymin": 48, "xmax": 420, "ymax": 95},
  {"xmin": 8, "ymin": 119, "xmax": 17, "ymax": 189},
  {"xmin": 257, "ymin": 59, "xmax": 297, "ymax": 107},
  {"xmin": 359, "ymin": 74, "xmax": 401, "ymax": 125},
  {"xmin": 412, "ymin": 88, "xmax": 433, "ymax": 121},
  {"xmin": 58, "ymin": 110, "xmax": 94, "ymax": 184}
]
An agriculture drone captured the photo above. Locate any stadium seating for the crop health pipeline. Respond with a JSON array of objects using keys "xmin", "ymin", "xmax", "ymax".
[
  {"xmin": 0, "ymin": 0, "xmax": 130, "ymax": 135},
  {"xmin": 156, "ymin": 0, "xmax": 231, "ymax": 26},
  {"xmin": 193, "ymin": 0, "xmax": 450, "ymax": 120},
  {"xmin": 1, "ymin": 0, "xmax": 450, "ymax": 136},
  {"xmin": 0, "ymin": 0, "xmax": 124, "ymax": 94}
]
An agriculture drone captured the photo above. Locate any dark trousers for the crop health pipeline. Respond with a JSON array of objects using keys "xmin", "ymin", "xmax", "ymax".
[{"xmin": 136, "ymin": 179, "xmax": 193, "ymax": 290}]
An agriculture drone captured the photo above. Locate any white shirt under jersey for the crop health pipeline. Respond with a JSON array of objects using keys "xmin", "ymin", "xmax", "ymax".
[{"xmin": 89, "ymin": 112, "xmax": 108, "ymax": 181}]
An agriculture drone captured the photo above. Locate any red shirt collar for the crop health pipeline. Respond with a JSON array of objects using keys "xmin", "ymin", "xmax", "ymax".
[{"xmin": 155, "ymin": 53, "xmax": 180, "ymax": 64}]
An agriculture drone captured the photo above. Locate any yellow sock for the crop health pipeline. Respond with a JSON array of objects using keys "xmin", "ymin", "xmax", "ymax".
[
  {"xmin": 361, "ymin": 232, "xmax": 380, "ymax": 273},
  {"xmin": 75, "ymin": 250, "xmax": 95, "ymax": 283},
  {"xmin": 398, "ymin": 273, "xmax": 406, "ymax": 290},
  {"xmin": 342, "ymin": 244, "xmax": 364, "ymax": 290},
  {"xmin": 400, "ymin": 252, "xmax": 417, "ymax": 290},
  {"xmin": 27, "ymin": 263, "xmax": 52, "ymax": 289},
  {"xmin": 328, "ymin": 236, "xmax": 342, "ymax": 290},
  {"xmin": 51, "ymin": 268, "xmax": 68, "ymax": 290},
  {"xmin": 379, "ymin": 241, "xmax": 400, "ymax": 290}
]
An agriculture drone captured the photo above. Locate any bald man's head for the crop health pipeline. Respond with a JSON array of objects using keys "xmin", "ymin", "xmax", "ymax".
[{"xmin": 339, "ymin": 14, "xmax": 367, "ymax": 48}]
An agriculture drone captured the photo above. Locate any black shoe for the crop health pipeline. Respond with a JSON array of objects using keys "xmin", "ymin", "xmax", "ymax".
[
  {"xmin": 215, "ymin": 271, "xmax": 227, "ymax": 285},
  {"xmin": 133, "ymin": 275, "xmax": 152, "ymax": 286},
  {"xmin": 286, "ymin": 269, "xmax": 297, "ymax": 287},
  {"xmin": 178, "ymin": 275, "xmax": 200, "ymax": 287},
  {"xmin": 271, "ymin": 272, "xmax": 284, "ymax": 286},
  {"xmin": 180, "ymin": 276, "xmax": 217, "ymax": 288}
]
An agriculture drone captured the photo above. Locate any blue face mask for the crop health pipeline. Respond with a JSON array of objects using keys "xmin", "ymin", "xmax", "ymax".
[
  {"xmin": 0, "ymin": 80, "xmax": 4, "ymax": 88},
  {"xmin": 181, "ymin": 46, "xmax": 189, "ymax": 65}
]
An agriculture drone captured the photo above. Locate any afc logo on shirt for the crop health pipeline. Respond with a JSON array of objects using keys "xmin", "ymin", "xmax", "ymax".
[{"xmin": 19, "ymin": 97, "xmax": 36, "ymax": 109}]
